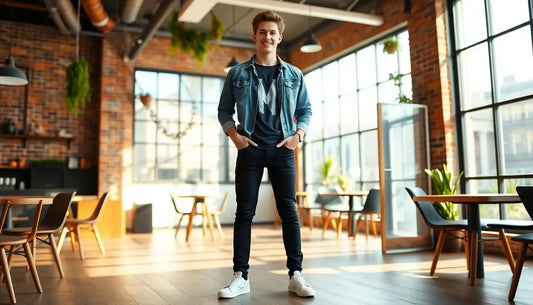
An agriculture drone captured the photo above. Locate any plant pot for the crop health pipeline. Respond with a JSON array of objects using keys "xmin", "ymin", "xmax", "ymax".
[{"xmin": 140, "ymin": 95, "xmax": 152, "ymax": 108}]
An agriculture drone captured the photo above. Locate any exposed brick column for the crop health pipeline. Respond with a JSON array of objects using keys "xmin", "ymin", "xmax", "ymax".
[{"xmin": 408, "ymin": 0, "xmax": 457, "ymax": 170}]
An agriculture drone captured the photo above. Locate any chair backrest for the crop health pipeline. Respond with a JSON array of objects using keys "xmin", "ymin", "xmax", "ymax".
[
  {"xmin": 169, "ymin": 193, "xmax": 180, "ymax": 214},
  {"xmin": 86, "ymin": 192, "xmax": 110, "ymax": 222},
  {"xmin": 315, "ymin": 186, "xmax": 345, "ymax": 206},
  {"xmin": 0, "ymin": 199, "xmax": 11, "ymax": 232},
  {"xmin": 214, "ymin": 191, "xmax": 230, "ymax": 214},
  {"xmin": 361, "ymin": 188, "xmax": 380, "ymax": 214},
  {"xmin": 517, "ymin": 186, "xmax": 533, "ymax": 220},
  {"xmin": 405, "ymin": 186, "xmax": 445, "ymax": 227},
  {"xmin": 39, "ymin": 192, "xmax": 76, "ymax": 230}
]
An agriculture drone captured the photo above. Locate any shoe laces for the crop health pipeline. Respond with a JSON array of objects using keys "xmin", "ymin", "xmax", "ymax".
[
  {"xmin": 293, "ymin": 273, "xmax": 310, "ymax": 287},
  {"xmin": 226, "ymin": 273, "xmax": 244, "ymax": 290}
]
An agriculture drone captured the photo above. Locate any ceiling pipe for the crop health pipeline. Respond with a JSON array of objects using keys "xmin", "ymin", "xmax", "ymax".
[
  {"xmin": 178, "ymin": 0, "xmax": 383, "ymax": 26},
  {"xmin": 122, "ymin": 0, "xmax": 145, "ymax": 24},
  {"xmin": 125, "ymin": 0, "xmax": 180, "ymax": 61},
  {"xmin": 43, "ymin": 0, "xmax": 74, "ymax": 35},
  {"xmin": 81, "ymin": 0, "xmax": 115, "ymax": 33},
  {"xmin": 43, "ymin": 0, "xmax": 80, "ymax": 34}
]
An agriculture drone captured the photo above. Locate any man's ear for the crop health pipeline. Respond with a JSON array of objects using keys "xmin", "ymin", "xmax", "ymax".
[
  {"xmin": 252, "ymin": 33, "xmax": 257, "ymax": 42},
  {"xmin": 278, "ymin": 34, "xmax": 283, "ymax": 43}
]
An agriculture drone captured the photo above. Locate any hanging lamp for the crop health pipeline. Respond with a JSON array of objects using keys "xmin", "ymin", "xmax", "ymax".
[
  {"xmin": 0, "ymin": 8, "xmax": 28, "ymax": 86},
  {"xmin": 300, "ymin": 5, "xmax": 322, "ymax": 53},
  {"xmin": 224, "ymin": 56, "xmax": 239, "ymax": 73}
]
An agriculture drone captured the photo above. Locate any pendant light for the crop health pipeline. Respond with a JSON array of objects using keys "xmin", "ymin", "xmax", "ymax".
[
  {"xmin": 0, "ymin": 8, "xmax": 28, "ymax": 86},
  {"xmin": 224, "ymin": 6, "xmax": 239, "ymax": 73},
  {"xmin": 300, "ymin": 5, "xmax": 322, "ymax": 53}
]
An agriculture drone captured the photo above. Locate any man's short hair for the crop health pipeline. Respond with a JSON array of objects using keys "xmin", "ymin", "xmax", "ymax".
[{"xmin": 252, "ymin": 10, "xmax": 285, "ymax": 34}]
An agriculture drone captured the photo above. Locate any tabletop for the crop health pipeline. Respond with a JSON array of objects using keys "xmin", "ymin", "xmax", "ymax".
[
  {"xmin": 320, "ymin": 191, "xmax": 368, "ymax": 197},
  {"xmin": 413, "ymin": 194, "xmax": 521, "ymax": 203}
]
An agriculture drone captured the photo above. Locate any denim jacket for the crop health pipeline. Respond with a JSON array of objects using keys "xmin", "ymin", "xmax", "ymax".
[{"xmin": 218, "ymin": 55, "xmax": 312, "ymax": 139}]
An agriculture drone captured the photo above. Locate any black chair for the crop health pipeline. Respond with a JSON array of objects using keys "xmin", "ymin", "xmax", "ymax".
[
  {"xmin": 508, "ymin": 186, "xmax": 533, "ymax": 301},
  {"xmin": 4, "ymin": 192, "xmax": 75, "ymax": 278},
  {"xmin": 352, "ymin": 189, "xmax": 380, "ymax": 241},
  {"xmin": 406, "ymin": 186, "xmax": 470, "ymax": 276},
  {"xmin": 320, "ymin": 186, "xmax": 352, "ymax": 237}
]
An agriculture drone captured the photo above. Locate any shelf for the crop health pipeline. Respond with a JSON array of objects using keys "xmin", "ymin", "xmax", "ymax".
[{"xmin": 0, "ymin": 134, "xmax": 74, "ymax": 149}]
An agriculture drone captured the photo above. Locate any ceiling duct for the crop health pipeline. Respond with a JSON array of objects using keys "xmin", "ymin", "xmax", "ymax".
[
  {"xmin": 122, "ymin": 0, "xmax": 145, "ymax": 24},
  {"xmin": 81, "ymin": 0, "xmax": 115, "ymax": 33},
  {"xmin": 125, "ymin": 0, "xmax": 180, "ymax": 61},
  {"xmin": 43, "ymin": 0, "xmax": 80, "ymax": 34}
]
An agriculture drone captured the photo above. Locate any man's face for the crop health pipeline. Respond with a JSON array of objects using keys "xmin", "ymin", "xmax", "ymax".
[{"xmin": 252, "ymin": 21, "xmax": 283, "ymax": 52}]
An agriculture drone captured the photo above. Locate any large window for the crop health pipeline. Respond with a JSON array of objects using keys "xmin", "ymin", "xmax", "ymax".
[
  {"xmin": 451, "ymin": 0, "xmax": 533, "ymax": 219},
  {"xmin": 133, "ymin": 70, "xmax": 227, "ymax": 183},
  {"xmin": 303, "ymin": 31, "xmax": 411, "ymax": 195}
]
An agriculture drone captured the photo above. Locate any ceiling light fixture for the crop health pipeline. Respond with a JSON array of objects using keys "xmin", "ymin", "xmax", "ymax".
[
  {"xmin": 0, "ymin": 9, "xmax": 28, "ymax": 86},
  {"xmin": 300, "ymin": 6, "xmax": 322, "ymax": 53}
]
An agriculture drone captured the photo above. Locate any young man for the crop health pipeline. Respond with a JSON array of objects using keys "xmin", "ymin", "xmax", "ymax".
[{"xmin": 217, "ymin": 10, "xmax": 314, "ymax": 299}]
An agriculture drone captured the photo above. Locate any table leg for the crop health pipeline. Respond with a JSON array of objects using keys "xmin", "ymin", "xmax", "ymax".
[
  {"xmin": 185, "ymin": 202, "xmax": 198, "ymax": 242},
  {"xmin": 467, "ymin": 204, "xmax": 483, "ymax": 286},
  {"xmin": 348, "ymin": 196, "xmax": 355, "ymax": 237},
  {"xmin": 202, "ymin": 202, "xmax": 216, "ymax": 241}
]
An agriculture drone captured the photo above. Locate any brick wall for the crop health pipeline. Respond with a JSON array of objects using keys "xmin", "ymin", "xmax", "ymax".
[{"xmin": 0, "ymin": 21, "xmax": 99, "ymax": 168}]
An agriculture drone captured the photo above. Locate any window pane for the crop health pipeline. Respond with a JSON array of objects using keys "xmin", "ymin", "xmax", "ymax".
[
  {"xmin": 458, "ymin": 43, "xmax": 492, "ymax": 110},
  {"xmin": 181, "ymin": 75, "xmax": 201, "ymax": 101},
  {"xmin": 339, "ymin": 94, "xmax": 358, "ymax": 134},
  {"xmin": 378, "ymin": 80, "xmax": 396, "ymax": 104},
  {"xmin": 377, "ymin": 37, "xmax": 399, "ymax": 82},
  {"xmin": 324, "ymin": 96, "xmax": 340, "ymax": 137},
  {"xmin": 134, "ymin": 144, "xmax": 156, "ymax": 182},
  {"xmin": 489, "ymin": 0, "xmax": 529, "ymax": 35},
  {"xmin": 505, "ymin": 178, "xmax": 533, "ymax": 220},
  {"xmin": 305, "ymin": 69, "xmax": 323, "ymax": 105},
  {"xmin": 179, "ymin": 146, "xmax": 201, "ymax": 182},
  {"xmin": 454, "ymin": 0, "xmax": 487, "ymax": 48},
  {"xmin": 308, "ymin": 100, "xmax": 323, "ymax": 141},
  {"xmin": 339, "ymin": 54, "xmax": 356, "ymax": 95},
  {"xmin": 157, "ymin": 144, "xmax": 178, "ymax": 180},
  {"xmin": 135, "ymin": 71, "xmax": 157, "ymax": 97},
  {"xmin": 493, "ymin": 27, "xmax": 533, "ymax": 102},
  {"xmin": 357, "ymin": 45, "xmax": 377, "ymax": 88},
  {"xmin": 324, "ymin": 138, "xmax": 341, "ymax": 165},
  {"xmin": 202, "ymin": 145, "xmax": 222, "ymax": 182},
  {"xmin": 322, "ymin": 62, "xmax": 339, "ymax": 101},
  {"xmin": 466, "ymin": 179, "xmax": 499, "ymax": 219},
  {"xmin": 360, "ymin": 130, "xmax": 379, "ymax": 181},
  {"xmin": 203, "ymin": 78, "xmax": 223, "ymax": 103},
  {"xmin": 341, "ymin": 134, "xmax": 360, "ymax": 184},
  {"xmin": 464, "ymin": 109, "xmax": 497, "ymax": 176},
  {"xmin": 499, "ymin": 99, "xmax": 533, "ymax": 175},
  {"xmin": 398, "ymin": 31, "xmax": 411, "ymax": 75},
  {"xmin": 358, "ymin": 86, "xmax": 378, "ymax": 130},
  {"xmin": 134, "ymin": 120, "xmax": 156, "ymax": 143},
  {"xmin": 158, "ymin": 73, "xmax": 179, "ymax": 100}
]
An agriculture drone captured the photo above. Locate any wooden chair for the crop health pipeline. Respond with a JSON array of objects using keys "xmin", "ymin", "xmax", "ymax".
[
  {"xmin": 296, "ymin": 191, "xmax": 322, "ymax": 232},
  {"xmin": 406, "ymin": 187, "xmax": 470, "ymax": 276},
  {"xmin": 320, "ymin": 186, "xmax": 350, "ymax": 237},
  {"xmin": 508, "ymin": 185, "xmax": 533, "ymax": 301},
  {"xmin": 169, "ymin": 193, "xmax": 197, "ymax": 239},
  {"xmin": 207, "ymin": 191, "xmax": 230, "ymax": 238},
  {"xmin": 3, "ymin": 192, "xmax": 75, "ymax": 278},
  {"xmin": 352, "ymin": 188, "xmax": 380, "ymax": 241},
  {"xmin": 0, "ymin": 198, "xmax": 44, "ymax": 304},
  {"xmin": 57, "ymin": 192, "xmax": 110, "ymax": 260}
]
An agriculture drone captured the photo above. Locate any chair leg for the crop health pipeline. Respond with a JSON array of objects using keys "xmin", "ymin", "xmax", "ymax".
[
  {"xmin": 92, "ymin": 224, "xmax": 106, "ymax": 254},
  {"xmin": 370, "ymin": 215, "xmax": 378, "ymax": 237},
  {"xmin": 508, "ymin": 243, "xmax": 528, "ymax": 300},
  {"xmin": 48, "ymin": 234, "xmax": 65, "ymax": 278},
  {"xmin": 75, "ymin": 226, "xmax": 84, "ymax": 260},
  {"xmin": 213, "ymin": 214, "xmax": 223, "ymax": 237},
  {"xmin": 497, "ymin": 229, "xmax": 515, "ymax": 274},
  {"xmin": 353, "ymin": 218, "xmax": 362, "ymax": 240},
  {"xmin": 23, "ymin": 242, "xmax": 42, "ymax": 293},
  {"xmin": 306, "ymin": 210, "xmax": 313, "ymax": 232},
  {"xmin": 469, "ymin": 231, "xmax": 479, "ymax": 286},
  {"xmin": 464, "ymin": 231, "xmax": 469, "ymax": 271},
  {"xmin": 57, "ymin": 227, "xmax": 69, "ymax": 254},
  {"xmin": 322, "ymin": 212, "xmax": 332, "ymax": 237},
  {"xmin": 365, "ymin": 217, "xmax": 370, "ymax": 242},
  {"xmin": 430, "ymin": 229, "xmax": 447, "ymax": 276},
  {"xmin": 0, "ymin": 247, "xmax": 16, "ymax": 304},
  {"xmin": 336, "ymin": 213, "xmax": 343, "ymax": 237},
  {"xmin": 175, "ymin": 214, "xmax": 186, "ymax": 239}
]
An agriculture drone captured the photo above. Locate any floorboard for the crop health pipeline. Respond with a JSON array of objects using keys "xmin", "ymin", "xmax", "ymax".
[{"xmin": 0, "ymin": 224, "xmax": 531, "ymax": 305}]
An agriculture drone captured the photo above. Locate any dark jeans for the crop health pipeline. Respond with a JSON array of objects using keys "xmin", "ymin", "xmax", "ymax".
[{"xmin": 233, "ymin": 145, "xmax": 303, "ymax": 279}]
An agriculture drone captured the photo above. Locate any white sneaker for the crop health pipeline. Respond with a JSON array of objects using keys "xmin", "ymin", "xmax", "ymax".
[
  {"xmin": 288, "ymin": 271, "xmax": 315, "ymax": 297},
  {"xmin": 218, "ymin": 272, "xmax": 250, "ymax": 298}
]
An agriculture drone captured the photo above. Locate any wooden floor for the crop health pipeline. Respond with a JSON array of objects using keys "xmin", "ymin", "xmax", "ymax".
[{"xmin": 2, "ymin": 224, "xmax": 532, "ymax": 305}]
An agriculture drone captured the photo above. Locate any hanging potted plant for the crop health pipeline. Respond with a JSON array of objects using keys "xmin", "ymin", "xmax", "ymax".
[
  {"xmin": 382, "ymin": 38, "xmax": 399, "ymax": 54},
  {"xmin": 167, "ymin": 11, "xmax": 224, "ymax": 63},
  {"xmin": 138, "ymin": 92, "xmax": 153, "ymax": 108},
  {"xmin": 65, "ymin": 59, "xmax": 91, "ymax": 114}
]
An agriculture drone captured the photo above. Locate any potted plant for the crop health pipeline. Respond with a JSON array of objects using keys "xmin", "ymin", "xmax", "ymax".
[
  {"xmin": 318, "ymin": 157, "xmax": 338, "ymax": 187},
  {"xmin": 65, "ymin": 59, "xmax": 91, "ymax": 114},
  {"xmin": 382, "ymin": 38, "xmax": 399, "ymax": 54},
  {"xmin": 389, "ymin": 73, "xmax": 413, "ymax": 104},
  {"xmin": 167, "ymin": 12, "xmax": 224, "ymax": 64},
  {"xmin": 425, "ymin": 164, "xmax": 464, "ymax": 220},
  {"xmin": 139, "ymin": 92, "xmax": 153, "ymax": 108}
]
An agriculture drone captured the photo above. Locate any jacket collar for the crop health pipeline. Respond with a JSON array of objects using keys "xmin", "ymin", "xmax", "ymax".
[{"xmin": 246, "ymin": 55, "xmax": 287, "ymax": 70}]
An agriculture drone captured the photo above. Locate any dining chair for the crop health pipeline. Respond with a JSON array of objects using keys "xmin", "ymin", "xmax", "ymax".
[
  {"xmin": 169, "ymin": 193, "xmax": 199, "ymax": 239},
  {"xmin": 405, "ymin": 186, "xmax": 470, "ymax": 276},
  {"xmin": 296, "ymin": 190, "xmax": 323, "ymax": 232},
  {"xmin": 507, "ymin": 185, "xmax": 533, "ymax": 301},
  {"xmin": 352, "ymin": 188, "xmax": 380, "ymax": 241},
  {"xmin": 57, "ymin": 192, "xmax": 110, "ymax": 260},
  {"xmin": 0, "ymin": 198, "xmax": 44, "ymax": 304},
  {"xmin": 3, "ymin": 192, "xmax": 75, "ymax": 278},
  {"xmin": 207, "ymin": 191, "xmax": 230, "ymax": 238},
  {"xmin": 320, "ymin": 186, "xmax": 350, "ymax": 237}
]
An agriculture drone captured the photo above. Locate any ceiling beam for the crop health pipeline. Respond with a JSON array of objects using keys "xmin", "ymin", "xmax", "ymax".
[{"xmin": 178, "ymin": 0, "xmax": 383, "ymax": 26}]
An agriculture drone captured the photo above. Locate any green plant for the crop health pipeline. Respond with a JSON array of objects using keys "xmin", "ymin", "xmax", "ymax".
[
  {"xmin": 65, "ymin": 59, "xmax": 91, "ymax": 114},
  {"xmin": 318, "ymin": 157, "xmax": 338, "ymax": 186},
  {"xmin": 383, "ymin": 38, "xmax": 399, "ymax": 54},
  {"xmin": 335, "ymin": 174, "xmax": 352, "ymax": 191},
  {"xmin": 389, "ymin": 73, "xmax": 413, "ymax": 104},
  {"xmin": 425, "ymin": 164, "xmax": 464, "ymax": 220},
  {"xmin": 167, "ymin": 12, "xmax": 224, "ymax": 63}
]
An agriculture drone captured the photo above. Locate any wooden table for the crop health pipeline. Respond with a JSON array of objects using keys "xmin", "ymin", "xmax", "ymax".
[
  {"xmin": 178, "ymin": 195, "xmax": 216, "ymax": 242},
  {"xmin": 412, "ymin": 194, "xmax": 521, "ymax": 285},
  {"xmin": 320, "ymin": 191, "xmax": 369, "ymax": 237},
  {"xmin": 1, "ymin": 196, "xmax": 53, "ymax": 228}
]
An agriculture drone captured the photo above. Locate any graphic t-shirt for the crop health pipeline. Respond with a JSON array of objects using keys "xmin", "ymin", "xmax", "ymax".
[{"xmin": 251, "ymin": 64, "xmax": 282, "ymax": 149}]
